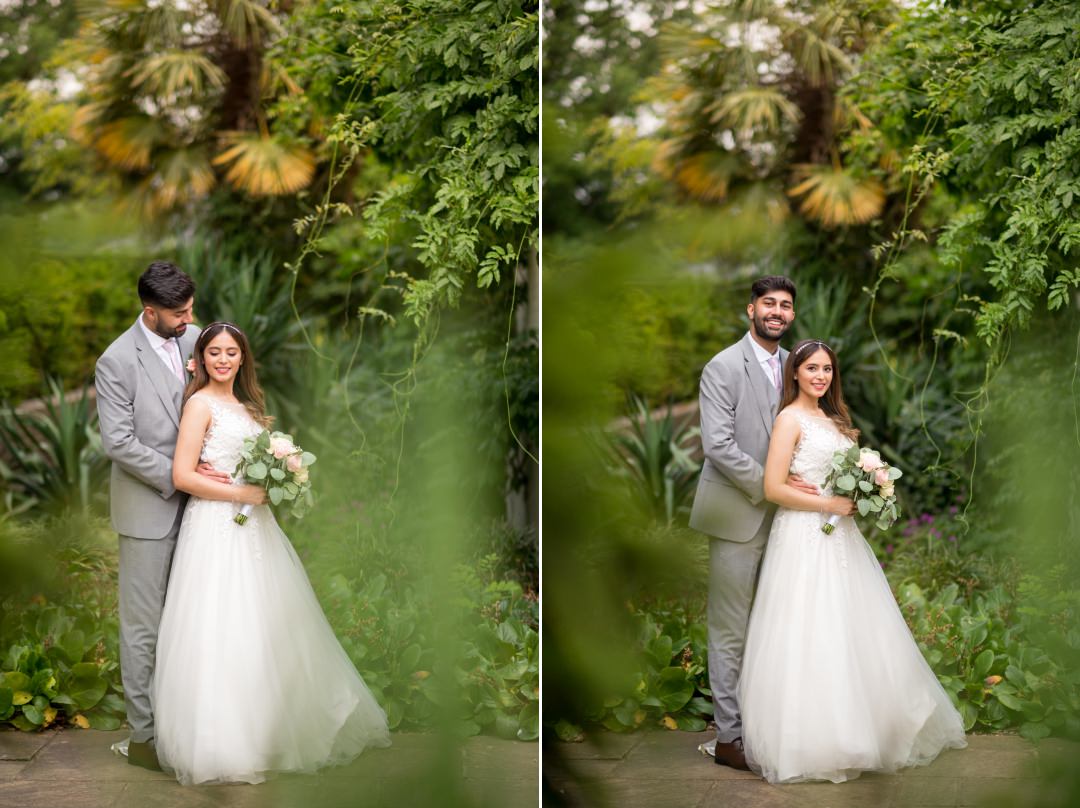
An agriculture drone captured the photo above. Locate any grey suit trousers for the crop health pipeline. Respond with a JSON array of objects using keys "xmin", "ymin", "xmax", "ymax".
[
  {"xmin": 707, "ymin": 515, "xmax": 771, "ymax": 743},
  {"xmin": 117, "ymin": 508, "xmax": 183, "ymax": 743}
]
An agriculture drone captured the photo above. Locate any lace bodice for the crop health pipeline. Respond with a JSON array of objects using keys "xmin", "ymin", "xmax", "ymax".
[
  {"xmin": 783, "ymin": 409, "xmax": 854, "ymax": 491},
  {"xmin": 195, "ymin": 395, "xmax": 262, "ymax": 478}
]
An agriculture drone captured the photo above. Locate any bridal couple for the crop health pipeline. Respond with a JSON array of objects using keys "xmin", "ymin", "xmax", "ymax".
[
  {"xmin": 94, "ymin": 262, "xmax": 390, "ymax": 785},
  {"xmin": 690, "ymin": 276, "xmax": 967, "ymax": 784}
]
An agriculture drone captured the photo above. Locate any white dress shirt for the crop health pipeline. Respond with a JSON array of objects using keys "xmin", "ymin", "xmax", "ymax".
[
  {"xmin": 137, "ymin": 315, "xmax": 184, "ymax": 381},
  {"xmin": 747, "ymin": 331, "xmax": 782, "ymax": 388}
]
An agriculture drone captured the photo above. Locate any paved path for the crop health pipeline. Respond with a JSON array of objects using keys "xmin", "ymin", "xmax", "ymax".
[
  {"xmin": 546, "ymin": 731, "xmax": 1077, "ymax": 807},
  {"xmin": 0, "ymin": 728, "xmax": 538, "ymax": 808}
]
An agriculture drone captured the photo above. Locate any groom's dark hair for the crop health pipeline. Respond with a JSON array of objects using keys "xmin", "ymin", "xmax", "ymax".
[
  {"xmin": 750, "ymin": 275, "xmax": 796, "ymax": 304},
  {"xmin": 138, "ymin": 261, "xmax": 195, "ymax": 308}
]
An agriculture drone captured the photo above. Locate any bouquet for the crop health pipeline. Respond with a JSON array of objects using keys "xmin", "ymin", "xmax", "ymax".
[
  {"xmin": 232, "ymin": 429, "xmax": 316, "ymax": 525},
  {"xmin": 821, "ymin": 446, "xmax": 902, "ymax": 534}
]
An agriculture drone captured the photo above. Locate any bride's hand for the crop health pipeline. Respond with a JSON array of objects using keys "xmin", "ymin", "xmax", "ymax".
[
  {"xmin": 826, "ymin": 496, "xmax": 856, "ymax": 516},
  {"xmin": 236, "ymin": 485, "xmax": 268, "ymax": 506}
]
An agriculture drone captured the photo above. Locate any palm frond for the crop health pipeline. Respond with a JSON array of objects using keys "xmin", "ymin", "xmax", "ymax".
[
  {"xmin": 709, "ymin": 87, "xmax": 801, "ymax": 135},
  {"xmin": 783, "ymin": 23, "xmax": 852, "ymax": 87},
  {"xmin": 93, "ymin": 116, "xmax": 167, "ymax": 170},
  {"xmin": 675, "ymin": 151, "xmax": 744, "ymax": 201},
  {"xmin": 128, "ymin": 51, "xmax": 227, "ymax": 98},
  {"xmin": 787, "ymin": 164, "xmax": 885, "ymax": 228},
  {"xmin": 216, "ymin": 0, "xmax": 282, "ymax": 48},
  {"xmin": 137, "ymin": 147, "xmax": 217, "ymax": 214},
  {"xmin": 213, "ymin": 132, "xmax": 315, "ymax": 196}
]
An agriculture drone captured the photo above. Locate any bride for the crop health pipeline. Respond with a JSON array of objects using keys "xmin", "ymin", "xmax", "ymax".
[
  {"xmin": 737, "ymin": 339, "xmax": 967, "ymax": 784},
  {"xmin": 152, "ymin": 321, "xmax": 390, "ymax": 785}
]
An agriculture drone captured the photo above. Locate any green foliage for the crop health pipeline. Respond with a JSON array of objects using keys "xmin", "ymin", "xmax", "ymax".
[
  {"xmin": 0, "ymin": 82, "xmax": 105, "ymax": 198},
  {"xmin": 319, "ymin": 558, "xmax": 538, "ymax": 740},
  {"xmin": 0, "ymin": 0, "xmax": 79, "ymax": 85},
  {"xmin": 0, "ymin": 204, "xmax": 146, "ymax": 399},
  {"xmin": 856, "ymin": 0, "xmax": 1080, "ymax": 345},
  {"xmin": 0, "ymin": 515, "xmax": 123, "ymax": 732},
  {"xmin": 279, "ymin": 0, "xmax": 539, "ymax": 323},
  {"xmin": 0, "ymin": 380, "xmax": 107, "ymax": 515},
  {"xmin": 603, "ymin": 397, "xmax": 700, "ymax": 525},
  {"xmin": 556, "ymin": 598, "xmax": 710, "ymax": 738},
  {"xmin": 899, "ymin": 575, "xmax": 1080, "ymax": 740}
]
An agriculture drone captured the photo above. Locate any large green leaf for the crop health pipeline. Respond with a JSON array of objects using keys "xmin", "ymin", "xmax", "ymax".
[
  {"xmin": 656, "ymin": 667, "xmax": 694, "ymax": 712},
  {"xmin": 68, "ymin": 664, "xmax": 107, "ymax": 711},
  {"xmin": 516, "ymin": 702, "xmax": 539, "ymax": 741}
]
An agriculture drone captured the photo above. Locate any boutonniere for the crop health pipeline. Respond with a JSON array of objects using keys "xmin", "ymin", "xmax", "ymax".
[{"xmin": 185, "ymin": 355, "xmax": 196, "ymax": 375}]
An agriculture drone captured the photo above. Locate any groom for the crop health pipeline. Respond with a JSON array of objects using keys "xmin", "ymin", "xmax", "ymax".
[
  {"xmin": 95, "ymin": 262, "xmax": 228, "ymax": 770},
  {"xmin": 689, "ymin": 275, "xmax": 816, "ymax": 770}
]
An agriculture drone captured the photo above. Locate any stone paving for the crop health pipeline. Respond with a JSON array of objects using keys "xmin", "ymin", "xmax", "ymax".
[
  {"xmin": 0, "ymin": 728, "xmax": 538, "ymax": 808},
  {"xmin": 546, "ymin": 731, "xmax": 1078, "ymax": 808}
]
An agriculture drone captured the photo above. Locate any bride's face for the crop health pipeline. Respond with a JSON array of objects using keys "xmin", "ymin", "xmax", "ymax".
[
  {"xmin": 795, "ymin": 349, "xmax": 833, "ymax": 400},
  {"xmin": 202, "ymin": 332, "xmax": 243, "ymax": 384}
]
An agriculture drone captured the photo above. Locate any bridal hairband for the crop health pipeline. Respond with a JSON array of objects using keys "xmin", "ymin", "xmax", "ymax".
[
  {"xmin": 795, "ymin": 340, "xmax": 830, "ymax": 356},
  {"xmin": 204, "ymin": 322, "xmax": 243, "ymax": 335}
]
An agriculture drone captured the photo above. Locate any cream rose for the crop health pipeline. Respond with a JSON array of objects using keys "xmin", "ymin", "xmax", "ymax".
[
  {"xmin": 286, "ymin": 453, "xmax": 304, "ymax": 473},
  {"xmin": 270, "ymin": 437, "xmax": 297, "ymax": 459},
  {"xmin": 294, "ymin": 468, "xmax": 309, "ymax": 484},
  {"xmin": 858, "ymin": 448, "xmax": 884, "ymax": 472}
]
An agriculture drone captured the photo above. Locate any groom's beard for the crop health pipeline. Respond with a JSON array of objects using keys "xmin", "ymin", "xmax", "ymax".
[
  {"xmin": 751, "ymin": 312, "xmax": 790, "ymax": 343},
  {"xmin": 153, "ymin": 322, "xmax": 187, "ymax": 340}
]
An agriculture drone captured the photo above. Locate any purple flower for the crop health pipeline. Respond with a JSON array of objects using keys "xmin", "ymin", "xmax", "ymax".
[
  {"xmin": 948, "ymin": 505, "xmax": 959, "ymax": 515},
  {"xmin": 921, "ymin": 513, "xmax": 934, "ymax": 524},
  {"xmin": 930, "ymin": 528, "xmax": 941, "ymax": 538},
  {"xmin": 885, "ymin": 544, "xmax": 895, "ymax": 554},
  {"xmin": 948, "ymin": 535, "xmax": 957, "ymax": 543}
]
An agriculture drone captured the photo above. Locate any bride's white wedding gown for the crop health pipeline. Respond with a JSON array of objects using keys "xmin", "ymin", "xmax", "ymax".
[
  {"xmin": 738, "ymin": 409, "xmax": 966, "ymax": 784},
  {"xmin": 152, "ymin": 395, "xmax": 390, "ymax": 785}
]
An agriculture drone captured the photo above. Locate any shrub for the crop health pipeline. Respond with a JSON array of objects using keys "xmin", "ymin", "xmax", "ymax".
[
  {"xmin": 0, "ymin": 379, "xmax": 107, "ymax": 515},
  {"xmin": 0, "ymin": 515, "xmax": 122, "ymax": 731}
]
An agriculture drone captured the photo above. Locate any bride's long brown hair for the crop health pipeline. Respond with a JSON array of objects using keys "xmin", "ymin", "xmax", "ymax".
[
  {"xmin": 183, "ymin": 322, "xmax": 273, "ymax": 428},
  {"xmin": 779, "ymin": 339, "xmax": 859, "ymax": 441}
]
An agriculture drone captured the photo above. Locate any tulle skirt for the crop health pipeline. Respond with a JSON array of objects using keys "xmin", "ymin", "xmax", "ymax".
[
  {"xmin": 737, "ymin": 508, "xmax": 967, "ymax": 784},
  {"xmin": 153, "ymin": 498, "xmax": 390, "ymax": 785}
]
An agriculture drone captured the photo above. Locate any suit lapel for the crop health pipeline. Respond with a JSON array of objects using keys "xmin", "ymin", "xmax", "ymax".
[
  {"xmin": 740, "ymin": 334, "xmax": 775, "ymax": 436},
  {"xmin": 133, "ymin": 321, "xmax": 183, "ymax": 428}
]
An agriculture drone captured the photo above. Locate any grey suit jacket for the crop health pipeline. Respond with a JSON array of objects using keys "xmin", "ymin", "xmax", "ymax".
[
  {"xmin": 689, "ymin": 332, "xmax": 788, "ymax": 542},
  {"xmin": 95, "ymin": 320, "xmax": 201, "ymax": 539}
]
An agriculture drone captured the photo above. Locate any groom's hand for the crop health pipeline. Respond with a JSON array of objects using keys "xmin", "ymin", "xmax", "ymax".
[
  {"xmin": 788, "ymin": 474, "xmax": 819, "ymax": 496},
  {"xmin": 196, "ymin": 463, "xmax": 233, "ymax": 485}
]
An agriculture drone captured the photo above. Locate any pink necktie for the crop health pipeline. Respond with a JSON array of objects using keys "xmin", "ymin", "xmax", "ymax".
[
  {"xmin": 164, "ymin": 339, "xmax": 185, "ymax": 383},
  {"xmin": 768, "ymin": 355, "xmax": 782, "ymax": 395}
]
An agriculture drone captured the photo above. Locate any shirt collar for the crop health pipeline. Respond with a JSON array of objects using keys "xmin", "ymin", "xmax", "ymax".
[
  {"xmin": 747, "ymin": 332, "xmax": 779, "ymax": 364},
  {"xmin": 137, "ymin": 314, "xmax": 171, "ymax": 351}
]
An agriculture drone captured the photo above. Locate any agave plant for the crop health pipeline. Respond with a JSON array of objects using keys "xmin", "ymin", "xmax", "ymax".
[
  {"xmin": 605, "ymin": 396, "xmax": 701, "ymax": 524},
  {"xmin": 0, "ymin": 380, "xmax": 107, "ymax": 515}
]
